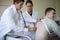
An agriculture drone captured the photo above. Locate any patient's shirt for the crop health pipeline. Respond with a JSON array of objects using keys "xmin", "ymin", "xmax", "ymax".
[{"xmin": 42, "ymin": 17, "xmax": 60, "ymax": 37}]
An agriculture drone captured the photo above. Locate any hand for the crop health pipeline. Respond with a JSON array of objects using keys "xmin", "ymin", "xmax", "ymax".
[
  {"xmin": 24, "ymin": 26, "xmax": 29, "ymax": 28},
  {"xmin": 28, "ymin": 27, "xmax": 37, "ymax": 32},
  {"xmin": 36, "ymin": 18, "xmax": 42, "ymax": 22}
]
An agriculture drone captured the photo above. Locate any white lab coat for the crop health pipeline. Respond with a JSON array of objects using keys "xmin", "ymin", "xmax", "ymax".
[
  {"xmin": 0, "ymin": 5, "xmax": 24, "ymax": 40},
  {"xmin": 23, "ymin": 11, "xmax": 39, "ymax": 40}
]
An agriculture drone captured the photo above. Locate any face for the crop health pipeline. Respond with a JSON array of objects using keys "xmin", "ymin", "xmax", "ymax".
[
  {"xmin": 26, "ymin": 3, "xmax": 33, "ymax": 13},
  {"xmin": 15, "ymin": 2, "xmax": 24, "ymax": 10},
  {"xmin": 47, "ymin": 10, "xmax": 56, "ymax": 19}
]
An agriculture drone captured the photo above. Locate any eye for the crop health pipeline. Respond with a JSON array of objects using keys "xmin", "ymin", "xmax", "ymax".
[{"xmin": 53, "ymin": 12, "xmax": 56, "ymax": 14}]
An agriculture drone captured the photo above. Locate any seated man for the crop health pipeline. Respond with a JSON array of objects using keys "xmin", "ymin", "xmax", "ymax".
[{"xmin": 35, "ymin": 7, "xmax": 60, "ymax": 40}]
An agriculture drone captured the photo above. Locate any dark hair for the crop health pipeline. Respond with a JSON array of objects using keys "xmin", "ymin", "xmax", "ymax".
[
  {"xmin": 45, "ymin": 7, "xmax": 56, "ymax": 15},
  {"xmin": 13, "ymin": 0, "xmax": 24, "ymax": 4},
  {"xmin": 26, "ymin": 0, "xmax": 33, "ymax": 6}
]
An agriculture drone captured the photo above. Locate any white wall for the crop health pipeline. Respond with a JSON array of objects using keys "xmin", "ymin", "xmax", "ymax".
[
  {"xmin": 0, "ymin": 0, "xmax": 60, "ymax": 20},
  {"xmin": 55, "ymin": 0, "xmax": 60, "ymax": 20}
]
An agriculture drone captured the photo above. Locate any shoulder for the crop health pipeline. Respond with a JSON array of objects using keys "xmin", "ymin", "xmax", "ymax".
[
  {"xmin": 3, "ymin": 6, "xmax": 13, "ymax": 14},
  {"xmin": 1, "ymin": 6, "xmax": 13, "ymax": 18}
]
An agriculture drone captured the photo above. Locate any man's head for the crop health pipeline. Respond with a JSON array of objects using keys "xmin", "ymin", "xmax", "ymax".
[
  {"xmin": 13, "ymin": 0, "xmax": 24, "ymax": 10},
  {"xmin": 26, "ymin": 0, "xmax": 33, "ymax": 14},
  {"xmin": 45, "ymin": 7, "xmax": 56, "ymax": 20}
]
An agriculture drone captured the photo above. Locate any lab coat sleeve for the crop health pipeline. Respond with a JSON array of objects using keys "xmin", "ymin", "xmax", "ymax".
[
  {"xmin": 25, "ymin": 18, "xmax": 36, "ymax": 23},
  {"xmin": 51, "ymin": 22, "xmax": 60, "ymax": 37},
  {"xmin": 0, "ymin": 11, "xmax": 17, "ymax": 38},
  {"xmin": 34, "ymin": 11, "xmax": 39, "ymax": 19}
]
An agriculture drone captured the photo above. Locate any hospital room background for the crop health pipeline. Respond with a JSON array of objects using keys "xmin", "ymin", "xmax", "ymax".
[{"xmin": 0, "ymin": 0, "xmax": 60, "ymax": 20}]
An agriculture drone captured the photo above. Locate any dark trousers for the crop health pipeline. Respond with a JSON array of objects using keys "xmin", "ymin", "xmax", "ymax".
[{"xmin": 48, "ymin": 35, "xmax": 60, "ymax": 40}]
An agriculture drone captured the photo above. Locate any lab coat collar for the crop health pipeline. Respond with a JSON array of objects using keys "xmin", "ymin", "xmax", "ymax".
[
  {"xmin": 11, "ymin": 5, "xmax": 18, "ymax": 14},
  {"xmin": 44, "ymin": 16, "xmax": 55, "ymax": 23},
  {"xmin": 26, "ymin": 11, "xmax": 30, "ymax": 16},
  {"xmin": 26, "ymin": 11, "xmax": 33, "ymax": 17},
  {"xmin": 44, "ymin": 16, "xmax": 53, "ymax": 21}
]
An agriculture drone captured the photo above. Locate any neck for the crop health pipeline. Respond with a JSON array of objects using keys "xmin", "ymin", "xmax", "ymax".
[
  {"xmin": 14, "ymin": 4, "xmax": 19, "ymax": 11},
  {"xmin": 27, "ymin": 10, "xmax": 32, "ymax": 14},
  {"xmin": 45, "ymin": 16, "xmax": 54, "ymax": 20},
  {"xmin": 27, "ymin": 11, "xmax": 32, "ymax": 16}
]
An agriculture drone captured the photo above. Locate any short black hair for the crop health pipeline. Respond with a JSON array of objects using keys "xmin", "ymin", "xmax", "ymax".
[
  {"xmin": 13, "ymin": 0, "xmax": 24, "ymax": 4},
  {"xmin": 45, "ymin": 7, "xmax": 56, "ymax": 15},
  {"xmin": 25, "ymin": 0, "xmax": 33, "ymax": 6}
]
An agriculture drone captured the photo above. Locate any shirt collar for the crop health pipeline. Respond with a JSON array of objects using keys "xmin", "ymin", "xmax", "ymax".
[{"xmin": 44, "ymin": 16, "xmax": 54, "ymax": 22}]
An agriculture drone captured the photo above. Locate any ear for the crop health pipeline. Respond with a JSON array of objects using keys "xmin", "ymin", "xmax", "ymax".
[{"xmin": 47, "ymin": 12, "xmax": 50, "ymax": 16}]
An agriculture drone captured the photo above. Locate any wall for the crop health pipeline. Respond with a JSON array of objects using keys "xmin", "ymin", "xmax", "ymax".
[
  {"xmin": 0, "ymin": 0, "xmax": 60, "ymax": 20},
  {"xmin": 55, "ymin": 0, "xmax": 60, "ymax": 20}
]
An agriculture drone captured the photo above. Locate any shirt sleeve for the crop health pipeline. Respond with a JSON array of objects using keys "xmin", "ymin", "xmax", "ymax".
[{"xmin": 51, "ymin": 21, "xmax": 60, "ymax": 37}]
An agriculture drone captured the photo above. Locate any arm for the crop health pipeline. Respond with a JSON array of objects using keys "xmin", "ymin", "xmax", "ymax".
[
  {"xmin": 35, "ymin": 22, "xmax": 48, "ymax": 40},
  {"xmin": 0, "ymin": 11, "xmax": 17, "ymax": 38},
  {"xmin": 24, "ymin": 17, "xmax": 36, "ymax": 23},
  {"xmin": 51, "ymin": 22, "xmax": 60, "ymax": 37}
]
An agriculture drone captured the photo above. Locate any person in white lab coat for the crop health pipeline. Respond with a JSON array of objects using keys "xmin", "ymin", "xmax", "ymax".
[
  {"xmin": 0, "ymin": 0, "xmax": 24, "ymax": 40},
  {"xmin": 23, "ymin": 0, "xmax": 40, "ymax": 40}
]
